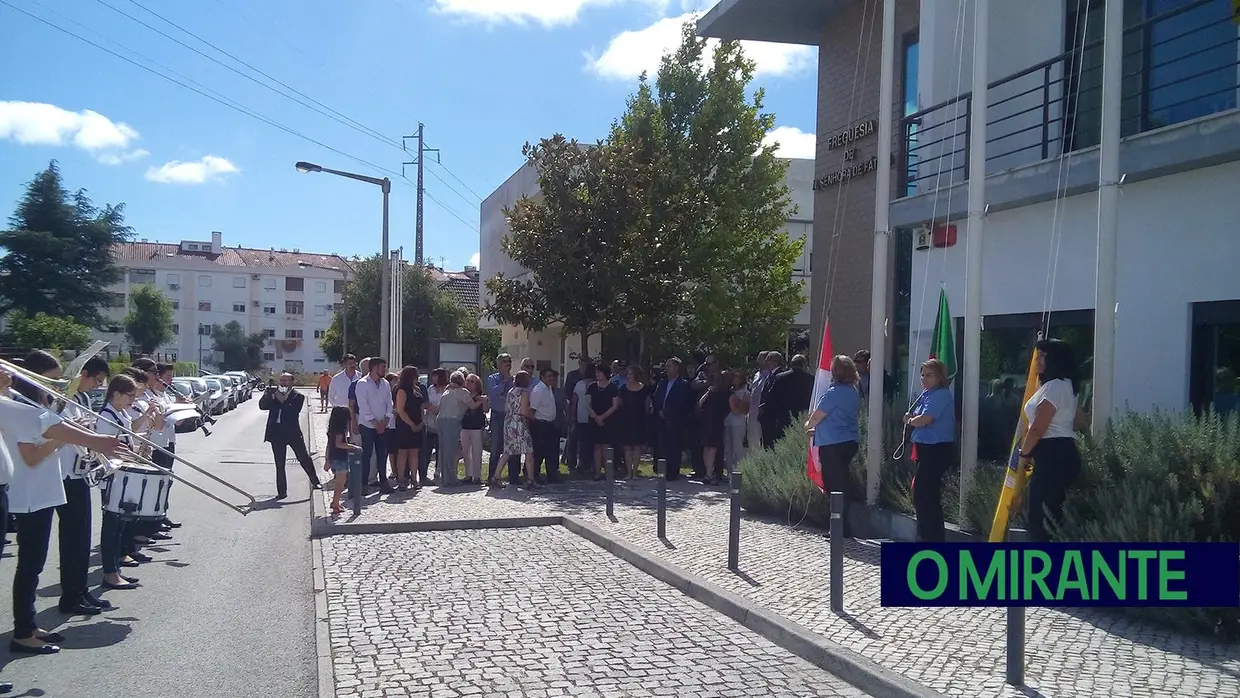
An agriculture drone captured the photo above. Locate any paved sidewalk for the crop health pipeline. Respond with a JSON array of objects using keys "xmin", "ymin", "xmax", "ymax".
[
  {"xmin": 321, "ymin": 527, "xmax": 871, "ymax": 698},
  {"xmin": 315, "ymin": 478, "xmax": 1240, "ymax": 698}
]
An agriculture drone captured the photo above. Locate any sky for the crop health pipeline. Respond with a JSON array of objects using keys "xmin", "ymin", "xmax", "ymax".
[{"xmin": 0, "ymin": 0, "xmax": 819, "ymax": 271}]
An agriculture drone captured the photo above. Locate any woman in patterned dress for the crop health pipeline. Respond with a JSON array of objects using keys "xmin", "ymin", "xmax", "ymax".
[{"xmin": 492, "ymin": 371, "xmax": 538, "ymax": 489}]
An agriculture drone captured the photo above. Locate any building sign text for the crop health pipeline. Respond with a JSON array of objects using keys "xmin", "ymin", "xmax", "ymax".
[{"xmin": 825, "ymin": 119, "xmax": 876, "ymax": 150}]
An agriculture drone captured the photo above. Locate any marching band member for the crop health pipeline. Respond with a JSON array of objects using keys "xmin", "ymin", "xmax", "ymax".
[
  {"xmin": 118, "ymin": 367, "xmax": 159, "ymax": 564},
  {"xmin": 57, "ymin": 356, "xmax": 113, "ymax": 615},
  {"xmin": 138, "ymin": 360, "xmax": 182, "ymax": 532},
  {"xmin": 0, "ymin": 355, "xmax": 122, "ymax": 657},
  {"xmin": 96, "ymin": 373, "xmax": 144, "ymax": 590}
]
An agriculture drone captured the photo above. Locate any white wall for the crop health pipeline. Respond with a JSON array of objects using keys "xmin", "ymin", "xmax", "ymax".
[
  {"xmin": 908, "ymin": 160, "xmax": 1240, "ymax": 412},
  {"xmin": 912, "ymin": 0, "xmax": 1067, "ymax": 193}
]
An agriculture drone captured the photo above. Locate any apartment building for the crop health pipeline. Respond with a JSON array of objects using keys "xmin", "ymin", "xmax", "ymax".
[
  {"xmin": 101, "ymin": 231, "xmax": 351, "ymax": 372},
  {"xmin": 700, "ymin": 0, "xmax": 1240, "ymax": 458},
  {"xmin": 479, "ymin": 158, "xmax": 814, "ymax": 372}
]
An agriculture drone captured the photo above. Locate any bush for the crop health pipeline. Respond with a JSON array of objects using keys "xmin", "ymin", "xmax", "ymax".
[{"xmin": 106, "ymin": 357, "xmax": 199, "ymax": 379}]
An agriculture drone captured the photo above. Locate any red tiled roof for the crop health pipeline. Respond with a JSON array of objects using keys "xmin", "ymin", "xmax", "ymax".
[
  {"xmin": 425, "ymin": 267, "xmax": 480, "ymax": 310},
  {"xmin": 112, "ymin": 241, "xmax": 353, "ymax": 271}
]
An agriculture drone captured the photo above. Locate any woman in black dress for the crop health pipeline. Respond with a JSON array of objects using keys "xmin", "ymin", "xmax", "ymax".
[
  {"xmin": 585, "ymin": 364, "xmax": 620, "ymax": 481},
  {"xmin": 616, "ymin": 365, "xmax": 649, "ymax": 481},
  {"xmin": 698, "ymin": 372, "xmax": 732, "ymax": 485},
  {"xmin": 393, "ymin": 366, "xmax": 425, "ymax": 490}
]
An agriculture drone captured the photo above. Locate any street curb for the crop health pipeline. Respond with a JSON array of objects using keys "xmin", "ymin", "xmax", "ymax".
[
  {"xmin": 310, "ymin": 534, "xmax": 335, "ymax": 698},
  {"xmin": 560, "ymin": 516, "xmax": 947, "ymax": 698},
  {"xmin": 310, "ymin": 513, "xmax": 562, "ymax": 538}
]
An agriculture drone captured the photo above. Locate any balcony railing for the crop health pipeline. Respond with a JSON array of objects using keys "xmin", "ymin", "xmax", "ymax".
[{"xmin": 899, "ymin": 0, "xmax": 1239, "ymax": 197}]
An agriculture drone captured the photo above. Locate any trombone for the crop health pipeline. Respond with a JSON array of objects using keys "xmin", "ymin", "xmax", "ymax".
[
  {"xmin": 0, "ymin": 357, "xmax": 257, "ymax": 515},
  {"xmin": 156, "ymin": 376, "xmax": 217, "ymax": 436}
]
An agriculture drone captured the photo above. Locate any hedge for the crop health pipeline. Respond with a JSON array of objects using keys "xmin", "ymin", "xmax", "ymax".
[
  {"xmin": 106, "ymin": 360, "xmax": 199, "ymax": 379},
  {"xmin": 740, "ymin": 408, "xmax": 1240, "ymax": 641}
]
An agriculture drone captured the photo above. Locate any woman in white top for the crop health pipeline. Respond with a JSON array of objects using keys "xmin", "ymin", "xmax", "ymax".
[
  {"xmin": 96, "ymin": 373, "xmax": 145, "ymax": 591},
  {"xmin": 724, "ymin": 370, "xmax": 751, "ymax": 474},
  {"xmin": 1017, "ymin": 338, "xmax": 1085, "ymax": 542}
]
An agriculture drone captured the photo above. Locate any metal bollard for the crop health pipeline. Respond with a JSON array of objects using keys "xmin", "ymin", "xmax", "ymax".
[
  {"xmin": 1007, "ymin": 606, "xmax": 1025, "ymax": 685},
  {"xmin": 829, "ymin": 490, "xmax": 844, "ymax": 612},
  {"xmin": 349, "ymin": 452, "xmax": 362, "ymax": 517},
  {"xmin": 727, "ymin": 470, "xmax": 742, "ymax": 570},
  {"xmin": 656, "ymin": 458, "xmax": 667, "ymax": 538},
  {"xmin": 605, "ymin": 449, "xmax": 615, "ymax": 518}
]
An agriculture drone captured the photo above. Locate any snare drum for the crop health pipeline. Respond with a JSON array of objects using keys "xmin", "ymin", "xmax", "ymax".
[{"xmin": 102, "ymin": 462, "xmax": 173, "ymax": 520}]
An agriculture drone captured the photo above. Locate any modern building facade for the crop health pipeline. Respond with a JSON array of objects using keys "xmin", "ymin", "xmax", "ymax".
[
  {"xmin": 478, "ymin": 158, "xmax": 815, "ymax": 372},
  {"xmin": 700, "ymin": 0, "xmax": 1240, "ymax": 459},
  {"xmin": 102, "ymin": 231, "xmax": 352, "ymax": 372}
]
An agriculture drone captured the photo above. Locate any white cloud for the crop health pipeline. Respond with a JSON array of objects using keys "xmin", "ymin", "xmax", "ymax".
[
  {"xmin": 145, "ymin": 155, "xmax": 239, "ymax": 185},
  {"xmin": 431, "ymin": 0, "xmax": 616, "ymax": 26},
  {"xmin": 586, "ymin": 13, "xmax": 815, "ymax": 81},
  {"xmin": 762, "ymin": 126, "xmax": 816, "ymax": 160},
  {"xmin": 468, "ymin": 252, "xmax": 480, "ymax": 268},
  {"xmin": 0, "ymin": 101, "xmax": 145, "ymax": 163}
]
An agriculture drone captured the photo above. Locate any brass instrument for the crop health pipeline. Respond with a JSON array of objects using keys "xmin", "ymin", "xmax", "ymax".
[{"xmin": 0, "ymin": 356, "xmax": 256, "ymax": 516}]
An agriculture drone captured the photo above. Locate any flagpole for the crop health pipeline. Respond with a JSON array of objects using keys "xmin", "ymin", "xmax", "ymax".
[
  {"xmin": 865, "ymin": 0, "xmax": 897, "ymax": 507},
  {"xmin": 961, "ymin": 0, "xmax": 990, "ymax": 526},
  {"xmin": 1091, "ymin": 0, "xmax": 1123, "ymax": 438}
]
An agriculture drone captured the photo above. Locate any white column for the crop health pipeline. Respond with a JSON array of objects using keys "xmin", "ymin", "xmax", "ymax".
[
  {"xmin": 960, "ymin": 0, "xmax": 990, "ymax": 524},
  {"xmin": 865, "ymin": 0, "xmax": 897, "ymax": 506},
  {"xmin": 1091, "ymin": 0, "xmax": 1123, "ymax": 436}
]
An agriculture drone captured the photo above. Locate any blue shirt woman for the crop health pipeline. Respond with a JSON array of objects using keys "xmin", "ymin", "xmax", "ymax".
[
  {"xmin": 812, "ymin": 383, "xmax": 861, "ymax": 447},
  {"xmin": 909, "ymin": 385, "xmax": 955, "ymax": 444}
]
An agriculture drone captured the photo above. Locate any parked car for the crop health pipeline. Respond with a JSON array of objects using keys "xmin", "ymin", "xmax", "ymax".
[
  {"xmin": 204, "ymin": 375, "xmax": 237, "ymax": 411},
  {"xmin": 202, "ymin": 377, "xmax": 228, "ymax": 415},
  {"xmin": 225, "ymin": 371, "xmax": 254, "ymax": 400},
  {"xmin": 172, "ymin": 377, "xmax": 211, "ymax": 414}
]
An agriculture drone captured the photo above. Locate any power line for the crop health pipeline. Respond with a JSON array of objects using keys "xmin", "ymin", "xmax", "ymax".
[
  {"xmin": 4, "ymin": 0, "xmax": 403, "ymax": 182},
  {"xmin": 421, "ymin": 186, "xmax": 479, "ymax": 232},
  {"xmin": 428, "ymin": 157, "xmax": 484, "ymax": 201}
]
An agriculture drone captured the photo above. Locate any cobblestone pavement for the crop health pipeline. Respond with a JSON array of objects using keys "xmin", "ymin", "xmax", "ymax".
[
  {"xmin": 317, "ymin": 471, "xmax": 1240, "ymax": 698},
  {"xmin": 321, "ymin": 527, "xmax": 871, "ymax": 698}
]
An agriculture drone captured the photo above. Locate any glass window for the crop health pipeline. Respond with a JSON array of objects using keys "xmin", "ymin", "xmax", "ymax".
[
  {"xmin": 264, "ymin": 278, "xmax": 277, "ymax": 290},
  {"xmin": 263, "ymin": 305, "xmax": 276, "ymax": 315},
  {"xmin": 901, "ymin": 33, "xmax": 920, "ymax": 196},
  {"xmin": 263, "ymin": 352, "xmax": 275, "ymax": 361},
  {"xmin": 198, "ymin": 274, "xmax": 211, "ymax": 287},
  {"xmin": 314, "ymin": 281, "xmax": 327, "ymax": 293},
  {"xmin": 166, "ymin": 273, "xmax": 180, "ymax": 285},
  {"xmin": 1190, "ymin": 301, "xmax": 1240, "ymax": 415},
  {"xmin": 233, "ymin": 276, "xmax": 246, "ymax": 288},
  {"xmin": 286, "ymin": 277, "xmax": 304, "ymax": 292},
  {"xmin": 198, "ymin": 301, "xmax": 211, "ymax": 312},
  {"xmin": 233, "ymin": 303, "xmax": 246, "ymax": 313},
  {"xmin": 171, "ymin": 324, "xmax": 179, "ymax": 334},
  {"xmin": 285, "ymin": 329, "xmax": 303, "ymax": 339},
  {"xmin": 263, "ymin": 328, "xmax": 276, "ymax": 338},
  {"xmin": 286, "ymin": 301, "xmax": 304, "ymax": 315},
  {"xmin": 1144, "ymin": 0, "xmax": 1237, "ymax": 129},
  {"xmin": 334, "ymin": 279, "xmax": 345, "ymax": 294}
]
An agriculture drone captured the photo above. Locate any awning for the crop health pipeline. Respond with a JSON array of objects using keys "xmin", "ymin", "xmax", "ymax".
[{"xmin": 696, "ymin": 0, "xmax": 852, "ymax": 46}]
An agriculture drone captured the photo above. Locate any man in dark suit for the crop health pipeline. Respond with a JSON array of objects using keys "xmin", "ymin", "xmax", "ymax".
[
  {"xmin": 653, "ymin": 356, "xmax": 693, "ymax": 481},
  {"xmin": 260, "ymin": 372, "xmax": 322, "ymax": 499},
  {"xmin": 756, "ymin": 351, "xmax": 785, "ymax": 449},
  {"xmin": 764, "ymin": 354, "xmax": 815, "ymax": 449}
]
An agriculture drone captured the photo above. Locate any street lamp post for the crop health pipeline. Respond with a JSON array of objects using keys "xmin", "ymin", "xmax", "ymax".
[{"xmin": 295, "ymin": 161, "xmax": 392, "ymax": 360}]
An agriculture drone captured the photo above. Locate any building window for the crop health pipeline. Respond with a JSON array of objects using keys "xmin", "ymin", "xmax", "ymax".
[
  {"xmin": 334, "ymin": 279, "xmax": 345, "ymax": 294},
  {"xmin": 313, "ymin": 280, "xmax": 327, "ymax": 293},
  {"xmin": 262, "ymin": 352, "xmax": 275, "ymax": 361},
  {"xmin": 166, "ymin": 273, "xmax": 180, "ymax": 285},
  {"xmin": 285, "ymin": 329, "xmax": 303, "ymax": 339},
  {"xmin": 130, "ymin": 269, "xmax": 156, "ymax": 284},
  {"xmin": 900, "ymin": 30, "xmax": 920, "ymax": 196},
  {"xmin": 198, "ymin": 274, "xmax": 211, "ymax": 287},
  {"xmin": 1189, "ymin": 301, "xmax": 1240, "ymax": 415},
  {"xmin": 198, "ymin": 323, "xmax": 213, "ymax": 336},
  {"xmin": 198, "ymin": 301, "xmax": 212, "ymax": 312},
  {"xmin": 315, "ymin": 304, "xmax": 327, "ymax": 317},
  {"xmin": 108, "ymin": 292, "xmax": 126, "ymax": 308},
  {"xmin": 171, "ymin": 324, "xmax": 179, "ymax": 334},
  {"xmin": 286, "ymin": 301, "xmax": 304, "ymax": 315},
  {"xmin": 314, "ymin": 329, "xmax": 326, "ymax": 339},
  {"xmin": 263, "ymin": 328, "xmax": 276, "ymax": 338},
  {"xmin": 285, "ymin": 276, "xmax": 304, "ymax": 292},
  {"xmin": 264, "ymin": 278, "xmax": 277, "ymax": 290},
  {"xmin": 231, "ymin": 303, "xmax": 244, "ymax": 313},
  {"xmin": 233, "ymin": 276, "xmax": 246, "ymax": 288},
  {"xmin": 263, "ymin": 305, "xmax": 276, "ymax": 315}
]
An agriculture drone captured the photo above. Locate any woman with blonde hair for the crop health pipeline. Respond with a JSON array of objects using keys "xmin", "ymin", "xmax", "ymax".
[
  {"xmin": 804, "ymin": 355, "xmax": 861, "ymax": 536},
  {"xmin": 460, "ymin": 374, "xmax": 488, "ymax": 485},
  {"xmin": 904, "ymin": 358, "xmax": 956, "ymax": 542}
]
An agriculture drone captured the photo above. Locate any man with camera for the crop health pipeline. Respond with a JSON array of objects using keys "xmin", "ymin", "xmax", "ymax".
[{"xmin": 260, "ymin": 372, "xmax": 322, "ymax": 499}]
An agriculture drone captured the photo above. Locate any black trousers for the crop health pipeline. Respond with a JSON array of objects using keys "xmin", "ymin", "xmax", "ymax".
[
  {"xmin": 1025, "ymin": 437, "xmax": 1082, "ymax": 542},
  {"xmin": 531, "ymin": 420, "xmax": 561, "ymax": 482},
  {"xmin": 419, "ymin": 430, "xmax": 439, "ymax": 481},
  {"xmin": 912, "ymin": 441, "xmax": 954, "ymax": 542},
  {"xmin": 57, "ymin": 477, "xmax": 92, "ymax": 604},
  {"xmin": 818, "ymin": 442, "xmax": 859, "ymax": 536},
  {"xmin": 564, "ymin": 421, "xmax": 580, "ymax": 471},
  {"xmin": 271, "ymin": 434, "xmax": 320, "ymax": 496},
  {"xmin": 13, "ymin": 507, "xmax": 54, "ymax": 639},
  {"xmin": 658, "ymin": 420, "xmax": 683, "ymax": 481}
]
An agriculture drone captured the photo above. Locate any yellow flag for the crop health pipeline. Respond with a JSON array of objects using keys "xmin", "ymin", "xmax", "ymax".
[{"xmin": 988, "ymin": 347, "xmax": 1042, "ymax": 542}]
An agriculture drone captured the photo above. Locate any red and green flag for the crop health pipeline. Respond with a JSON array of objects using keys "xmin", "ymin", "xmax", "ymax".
[{"xmin": 930, "ymin": 287, "xmax": 957, "ymax": 383}]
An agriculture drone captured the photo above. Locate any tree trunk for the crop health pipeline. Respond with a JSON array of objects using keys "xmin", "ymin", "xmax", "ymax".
[
  {"xmin": 638, "ymin": 331, "xmax": 646, "ymax": 368},
  {"xmin": 580, "ymin": 329, "xmax": 589, "ymax": 362}
]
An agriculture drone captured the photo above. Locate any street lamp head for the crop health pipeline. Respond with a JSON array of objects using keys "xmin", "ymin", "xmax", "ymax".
[{"xmin": 295, "ymin": 161, "xmax": 323, "ymax": 174}]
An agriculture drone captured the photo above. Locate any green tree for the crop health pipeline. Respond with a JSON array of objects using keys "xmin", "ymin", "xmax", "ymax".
[
  {"xmin": 124, "ymin": 284, "xmax": 175, "ymax": 354},
  {"xmin": 610, "ymin": 25, "xmax": 805, "ymax": 363},
  {"xmin": 319, "ymin": 256, "xmax": 470, "ymax": 366},
  {"xmin": 8, "ymin": 310, "xmax": 91, "ymax": 351},
  {"xmin": 210, "ymin": 320, "xmax": 267, "ymax": 371},
  {"xmin": 0, "ymin": 161, "xmax": 133, "ymax": 328},
  {"xmin": 485, "ymin": 135, "xmax": 655, "ymax": 358}
]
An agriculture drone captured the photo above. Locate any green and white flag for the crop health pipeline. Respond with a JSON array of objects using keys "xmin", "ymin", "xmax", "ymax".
[{"xmin": 930, "ymin": 287, "xmax": 957, "ymax": 383}]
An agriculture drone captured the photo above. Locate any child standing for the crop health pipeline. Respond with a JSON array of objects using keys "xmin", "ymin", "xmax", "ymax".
[{"xmin": 324, "ymin": 407, "xmax": 361, "ymax": 515}]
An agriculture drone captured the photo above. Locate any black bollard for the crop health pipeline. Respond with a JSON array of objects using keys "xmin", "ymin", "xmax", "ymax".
[
  {"xmin": 605, "ymin": 448, "xmax": 615, "ymax": 518},
  {"xmin": 656, "ymin": 458, "xmax": 667, "ymax": 538},
  {"xmin": 727, "ymin": 470, "xmax": 742, "ymax": 570},
  {"xmin": 829, "ymin": 490, "xmax": 844, "ymax": 613},
  {"xmin": 349, "ymin": 453, "xmax": 362, "ymax": 517},
  {"xmin": 1007, "ymin": 607, "xmax": 1025, "ymax": 685}
]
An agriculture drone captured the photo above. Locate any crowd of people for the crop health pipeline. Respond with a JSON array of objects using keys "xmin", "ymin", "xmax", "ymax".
[{"xmin": 0, "ymin": 351, "xmax": 199, "ymax": 695}]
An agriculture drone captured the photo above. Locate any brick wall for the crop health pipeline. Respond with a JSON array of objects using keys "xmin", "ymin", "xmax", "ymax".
[{"xmin": 809, "ymin": 0, "xmax": 919, "ymax": 364}]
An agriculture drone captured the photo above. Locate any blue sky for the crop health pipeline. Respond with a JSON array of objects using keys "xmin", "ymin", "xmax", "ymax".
[{"xmin": 0, "ymin": 0, "xmax": 818, "ymax": 271}]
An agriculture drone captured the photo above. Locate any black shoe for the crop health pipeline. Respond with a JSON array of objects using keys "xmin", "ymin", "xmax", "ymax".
[
  {"xmin": 130, "ymin": 551, "xmax": 153, "ymax": 563},
  {"xmin": 9, "ymin": 640, "xmax": 59, "ymax": 655},
  {"xmin": 148, "ymin": 532, "xmax": 173, "ymax": 541},
  {"xmin": 0, "ymin": 680, "xmax": 13, "ymax": 693},
  {"xmin": 83, "ymin": 592, "xmax": 113, "ymax": 610},
  {"xmin": 162, "ymin": 519, "xmax": 182, "ymax": 529},
  {"xmin": 275, "ymin": 492, "xmax": 288, "ymax": 500},
  {"xmin": 58, "ymin": 600, "xmax": 101, "ymax": 616},
  {"xmin": 103, "ymin": 580, "xmax": 139, "ymax": 590},
  {"xmin": 120, "ymin": 574, "xmax": 139, "ymax": 584}
]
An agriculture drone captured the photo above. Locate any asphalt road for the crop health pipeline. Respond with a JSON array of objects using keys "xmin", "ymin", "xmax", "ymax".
[{"xmin": 0, "ymin": 390, "xmax": 319, "ymax": 698}]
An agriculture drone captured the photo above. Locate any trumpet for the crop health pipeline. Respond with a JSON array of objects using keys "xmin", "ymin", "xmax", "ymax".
[{"xmin": 0, "ymin": 356, "xmax": 257, "ymax": 515}]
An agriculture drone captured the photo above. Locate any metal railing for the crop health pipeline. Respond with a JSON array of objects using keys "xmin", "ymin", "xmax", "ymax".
[{"xmin": 899, "ymin": 0, "xmax": 1239, "ymax": 196}]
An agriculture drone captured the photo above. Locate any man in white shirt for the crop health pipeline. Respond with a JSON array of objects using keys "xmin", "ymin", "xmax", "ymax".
[
  {"xmin": 353, "ymin": 357, "xmax": 394, "ymax": 493},
  {"xmin": 328, "ymin": 353, "xmax": 361, "ymax": 409},
  {"xmin": 569, "ymin": 364, "xmax": 595, "ymax": 474},
  {"xmin": 529, "ymin": 368, "xmax": 561, "ymax": 484}
]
